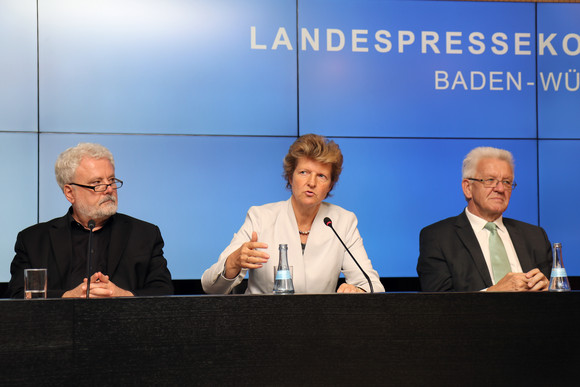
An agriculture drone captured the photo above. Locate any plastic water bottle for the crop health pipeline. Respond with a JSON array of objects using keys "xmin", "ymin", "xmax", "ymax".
[
  {"xmin": 273, "ymin": 244, "xmax": 294, "ymax": 294},
  {"xmin": 549, "ymin": 242, "xmax": 571, "ymax": 292}
]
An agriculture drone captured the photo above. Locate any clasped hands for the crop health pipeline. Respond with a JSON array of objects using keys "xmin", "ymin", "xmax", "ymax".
[
  {"xmin": 62, "ymin": 272, "xmax": 134, "ymax": 298},
  {"xmin": 487, "ymin": 268, "xmax": 549, "ymax": 292}
]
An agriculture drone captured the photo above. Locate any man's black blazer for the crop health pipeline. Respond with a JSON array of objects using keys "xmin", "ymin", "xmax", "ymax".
[
  {"xmin": 417, "ymin": 210, "xmax": 552, "ymax": 292},
  {"xmin": 8, "ymin": 212, "xmax": 174, "ymax": 298}
]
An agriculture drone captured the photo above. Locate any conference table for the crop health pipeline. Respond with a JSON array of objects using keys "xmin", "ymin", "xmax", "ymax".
[{"xmin": 1, "ymin": 292, "xmax": 578, "ymax": 385}]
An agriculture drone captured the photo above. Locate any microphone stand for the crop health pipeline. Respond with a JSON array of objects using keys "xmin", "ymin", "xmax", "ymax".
[
  {"xmin": 324, "ymin": 218, "xmax": 374, "ymax": 293},
  {"xmin": 85, "ymin": 220, "xmax": 96, "ymax": 299}
]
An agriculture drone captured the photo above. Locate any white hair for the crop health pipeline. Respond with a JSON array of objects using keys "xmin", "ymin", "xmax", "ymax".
[
  {"xmin": 55, "ymin": 143, "xmax": 115, "ymax": 191},
  {"xmin": 462, "ymin": 146, "xmax": 514, "ymax": 179}
]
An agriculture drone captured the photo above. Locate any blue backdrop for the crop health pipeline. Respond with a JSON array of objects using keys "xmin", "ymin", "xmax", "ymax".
[{"xmin": 1, "ymin": 0, "xmax": 579, "ymax": 283}]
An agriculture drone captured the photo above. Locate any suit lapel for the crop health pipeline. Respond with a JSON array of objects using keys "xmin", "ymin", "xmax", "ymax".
[
  {"xmin": 108, "ymin": 215, "xmax": 130, "ymax": 276},
  {"xmin": 284, "ymin": 199, "xmax": 305, "ymax": 292},
  {"xmin": 48, "ymin": 215, "xmax": 74, "ymax": 285},
  {"xmin": 504, "ymin": 219, "xmax": 533, "ymax": 272},
  {"xmin": 455, "ymin": 211, "xmax": 493, "ymax": 287}
]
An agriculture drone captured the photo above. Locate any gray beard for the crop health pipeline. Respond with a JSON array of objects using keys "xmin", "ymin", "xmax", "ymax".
[{"xmin": 76, "ymin": 195, "xmax": 118, "ymax": 220}]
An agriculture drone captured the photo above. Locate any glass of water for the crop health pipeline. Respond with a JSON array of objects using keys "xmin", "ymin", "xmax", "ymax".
[{"xmin": 24, "ymin": 269, "xmax": 47, "ymax": 299}]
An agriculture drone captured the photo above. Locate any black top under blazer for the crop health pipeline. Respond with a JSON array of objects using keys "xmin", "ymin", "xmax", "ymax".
[{"xmin": 8, "ymin": 211, "xmax": 173, "ymax": 298}]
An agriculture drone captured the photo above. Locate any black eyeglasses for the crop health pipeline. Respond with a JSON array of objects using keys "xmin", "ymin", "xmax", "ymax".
[
  {"xmin": 69, "ymin": 178, "xmax": 123, "ymax": 192},
  {"xmin": 467, "ymin": 178, "xmax": 516, "ymax": 190}
]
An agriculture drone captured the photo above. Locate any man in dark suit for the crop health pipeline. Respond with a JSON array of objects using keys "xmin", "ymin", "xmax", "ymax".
[
  {"xmin": 417, "ymin": 146, "xmax": 551, "ymax": 292},
  {"xmin": 8, "ymin": 143, "xmax": 173, "ymax": 298}
]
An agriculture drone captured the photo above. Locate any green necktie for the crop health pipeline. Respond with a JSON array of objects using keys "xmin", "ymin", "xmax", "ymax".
[{"xmin": 484, "ymin": 222, "xmax": 511, "ymax": 284}]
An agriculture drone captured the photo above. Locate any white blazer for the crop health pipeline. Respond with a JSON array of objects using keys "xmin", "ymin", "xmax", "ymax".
[{"xmin": 201, "ymin": 198, "xmax": 384, "ymax": 294}]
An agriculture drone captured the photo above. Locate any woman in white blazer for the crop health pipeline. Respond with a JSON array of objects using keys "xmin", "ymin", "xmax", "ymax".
[{"xmin": 201, "ymin": 134, "xmax": 384, "ymax": 294}]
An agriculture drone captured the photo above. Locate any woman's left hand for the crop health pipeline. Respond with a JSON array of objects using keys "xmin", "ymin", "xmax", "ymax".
[{"xmin": 337, "ymin": 283, "xmax": 366, "ymax": 293}]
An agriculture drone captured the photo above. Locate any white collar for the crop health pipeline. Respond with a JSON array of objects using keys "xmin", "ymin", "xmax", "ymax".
[{"xmin": 465, "ymin": 207, "xmax": 506, "ymax": 232}]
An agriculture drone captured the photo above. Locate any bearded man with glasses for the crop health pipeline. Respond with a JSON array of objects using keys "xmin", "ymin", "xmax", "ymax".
[
  {"xmin": 8, "ymin": 143, "xmax": 173, "ymax": 298},
  {"xmin": 417, "ymin": 146, "xmax": 551, "ymax": 292}
]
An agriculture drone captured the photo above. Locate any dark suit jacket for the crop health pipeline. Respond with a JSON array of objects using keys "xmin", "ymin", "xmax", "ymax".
[
  {"xmin": 8, "ymin": 212, "xmax": 174, "ymax": 298},
  {"xmin": 417, "ymin": 211, "xmax": 552, "ymax": 292}
]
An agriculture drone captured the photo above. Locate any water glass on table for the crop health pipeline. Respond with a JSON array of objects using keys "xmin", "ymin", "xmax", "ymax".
[{"xmin": 24, "ymin": 269, "xmax": 47, "ymax": 299}]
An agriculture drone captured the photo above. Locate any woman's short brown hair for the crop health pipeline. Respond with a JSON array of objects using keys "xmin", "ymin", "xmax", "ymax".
[{"xmin": 283, "ymin": 134, "xmax": 343, "ymax": 194}]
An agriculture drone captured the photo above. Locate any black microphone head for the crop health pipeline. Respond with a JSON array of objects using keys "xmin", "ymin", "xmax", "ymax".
[
  {"xmin": 323, "ymin": 217, "xmax": 332, "ymax": 227},
  {"xmin": 87, "ymin": 220, "xmax": 96, "ymax": 230}
]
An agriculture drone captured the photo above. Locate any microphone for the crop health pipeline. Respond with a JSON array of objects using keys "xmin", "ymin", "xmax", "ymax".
[
  {"xmin": 324, "ymin": 217, "xmax": 374, "ymax": 293},
  {"xmin": 85, "ymin": 220, "xmax": 96, "ymax": 299}
]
